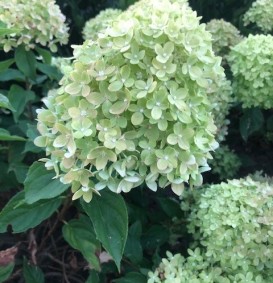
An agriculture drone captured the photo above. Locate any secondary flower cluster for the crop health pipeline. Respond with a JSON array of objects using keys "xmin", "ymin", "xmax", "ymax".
[
  {"xmin": 149, "ymin": 177, "xmax": 273, "ymax": 282},
  {"xmin": 35, "ymin": 0, "xmax": 226, "ymax": 202},
  {"xmin": 228, "ymin": 34, "xmax": 273, "ymax": 109},
  {"xmin": 206, "ymin": 19, "xmax": 243, "ymax": 59},
  {"xmin": 243, "ymin": 0, "xmax": 273, "ymax": 33},
  {"xmin": 82, "ymin": 9, "xmax": 122, "ymax": 40},
  {"xmin": 209, "ymin": 145, "xmax": 241, "ymax": 180},
  {"xmin": 0, "ymin": 0, "xmax": 69, "ymax": 52}
]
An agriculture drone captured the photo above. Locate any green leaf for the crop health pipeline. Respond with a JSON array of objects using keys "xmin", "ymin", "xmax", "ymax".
[
  {"xmin": 24, "ymin": 162, "xmax": 70, "ymax": 204},
  {"xmin": 0, "ymin": 59, "xmax": 15, "ymax": 73},
  {"xmin": 142, "ymin": 225, "xmax": 169, "ymax": 250},
  {"xmin": 0, "ymin": 263, "xmax": 14, "ymax": 283},
  {"xmin": 0, "ymin": 93, "xmax": 15, "ymax": 111},
  {"xmin": 113, "ymin": 272, "xmax": 146, "ymax": 283},
  {"xmin": 156, "ymin": 197, "xmax": 183, "ymax": 218},
  {"xmin": 36, "ymin": 63, "xmax": 61, "ymax": 81},
  {"xmin": 8, "ymin": 84, "xmax": 35, "ymax": 122},
  {"xmin": 36, "ymin": 47, "xmax": 52, "ymax": 65},
  {"xmin": 15, "ymin": 45, "xmax": 36, "ymax": 79},
  {"xmin": 23, "ymin": 259, "xmax": 45, "ymax": 283},
  {"xmin": 0, "ymin": 69, "xmax": 25, "ymax": 81},
  {"xmin": 0, "ymin": 191, "xmax": 62, "ymax": 233},
  {"xmin": 63, "ymin": 216, "xmax": 101, "ymax": 271},
  {"xmin": 240, "ymin": 108, "xmax": 264, "ymax": 141},
  {"xmin": 124, "ymin": 221, "xmax": 143, "ymax": 263},
  {"xmin": 81, "ymin": 190, "xmax": 128, "ymax": 271},
  {"xmin": 0, "ymin": 128, "xmax": 26, "ymax": 141},
  {"xmin": 86, "ymin": 271, "xmax": 100, "ymax": 283}
]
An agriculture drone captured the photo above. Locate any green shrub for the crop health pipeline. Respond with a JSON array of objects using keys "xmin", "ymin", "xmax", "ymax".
[
  {"xmin": 228, "ymin": 34, "xmax": 273, "ymax": 109},
  {"xmin": 0, "ymin": 0, "xmax": 69, "ymax": 52},
  {"xmin": 35, "ymin": 0, "xmax": 226, "ymax": 202},
  {"xmin": 243, "ymin": 0, "xmax": 273, "ymax": 33}
]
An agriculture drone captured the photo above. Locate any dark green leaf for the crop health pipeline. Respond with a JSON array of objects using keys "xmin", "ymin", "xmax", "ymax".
[
  {"xmin": 113, "ymin": 272, "xmax": 146, "ymax": 283},
  {"xmin": 15, "ymin": 45, "xmax": 36, "ymax": 79},
  {"xmin": 240, "ymin": 108, "xmax": 264, "ymax": 141},
  {"xmin": 0, "ymin": 128, "xmax": 26, "ymax": 141},
  {"xmin": 36, "ymin": 47, "xmax": 52, "ymax": 65},
  {"xmin": 8, "ymin": 85, "xmax": 35, "ymax": 122},
  {"xmin": 266, "ymin": 115, "xmax": 273, "ymax": 132},
  {"xmin": 0, "ymin": 59, "xmax": 15, "ymax": 73},
  {"xmin": 63, "ymin": 215, "xmax": 101, "ymax": 271},
  {"xmin": 156, "ymin": 197, "xmax": 183, "ymax": 218},
  {"xmin": 124, "ymin": 221, "xmax": 143, "ymax": 263},
  {"xmin": 23, "ymin": 259, "xmax": 45, "ymax": 283},
  {"xmin": 36, "ymin": 63, "xmax": 61, "ymax": 80},
  {"xmin": 0, "ymin": 191, "xmax": 62, "ymax": 233},
  {"xmin": 8, "ymin": 162, "xmax": 29, "ymax": 183},
  {"xmin": 142, "ymin": 225, "xmax": 169, "ymax": 250},
  {"xmin": 24, "ymin": 162, "xmax": 70, "ymax": 204},
  {"xmin": 0, "ymin": 69, "xmax": 25, "ymax": 82},
  {"xmin": 81, "ymin": 190, "xmax": 128, "ymax": 271},
  {"xmin": 86, "ymin": 270, "xmax": 100, "ymax": 283},
  {"xmin": 0, "ymin": 93, "xmax": 15, "ymax": 111},
  {"xmin": 0, "ymin": 263, "xmax": 14, "ymax": 283}
]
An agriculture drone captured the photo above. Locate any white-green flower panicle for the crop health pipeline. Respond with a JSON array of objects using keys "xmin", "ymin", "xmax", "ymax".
[
  {"xmin": 149, "ymin": 177, "xmax": 273, "ymax": 282},
  {"xmin": 243, "ymin": 0, "xmax": 273, "ymax": 33},
  {"xmin": 0, "ymin": 0, "xmax": 69, "ymax": 52},
  {"xmin": 82, "ymin": 8, "xmax": 122, "ymax": 41},
  {"xmin": 187, "ymin": 177, "xmax": 273, "ymax": 280},
  {"xmin": 35, "ymin": 0, "xmax": 226, "ymax": 202},
  {"xmin": 206, "ymin": 19, "xmax": 243, "ymax": 59},
  {"xmin": 228, "ymin": 34, "xmax": 273, "ymax": 109}
]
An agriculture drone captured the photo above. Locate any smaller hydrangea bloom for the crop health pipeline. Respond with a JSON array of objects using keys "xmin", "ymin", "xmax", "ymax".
[
  {"xmin": 243, "ymin": 0, "xmax": 273, "ymax": 33},
  {"xmin": 0, "ymin": 0, "xmax": 69, "ymax": 52},
  {"xmin": 82, "ymin": 9, "xmax": 122, "ymax": 41},
  {"xmin": 228, "ymin": 34, "xmax": 273, "ymax": 109},
  {"xmin": 206, "ymin": 19, "xmax": 243, "ymax": 59}
]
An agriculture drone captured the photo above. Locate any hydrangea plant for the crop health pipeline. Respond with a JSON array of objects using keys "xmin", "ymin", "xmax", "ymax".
[
  {"xmin": 35, "ymin": 0, "xmax": 226, "ymax": 202},
  {"xmin": 82, "ymin": 8, "xmax": 122, "ymax": 40},
  {"xmin": 0, "ymin": 0, "xmax": 69, "ymax": 52},
  {"xmin": 206, "ymin": 19, "xmax": 243, "ymax": 59},
  {"xmin": 243, "ymin": 0, "xmax": 273, "ymax": 33},
  {"xmin": 228, "ymin": 34, "xmax": 273, "ymax": 109},
  {"xmin": 209, "ymin": 145, "xmax": 241, "ymax": 180},
  {"xmin": 149, "ymin": 177, "xmax": 273, "ymax": 282},
  {"xmin": 51, "ymin": 57, "xmax": 73, "ymax": 75}
]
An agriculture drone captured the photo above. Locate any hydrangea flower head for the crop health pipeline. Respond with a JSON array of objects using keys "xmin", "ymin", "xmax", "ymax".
[
  {"xmin": 206, "ymin": 19, "xmax": 243, "ymax": 59},
  {"xmin": 35, "ymin": 0, "xmax": 226, "ymax": 202},
  {"xmin": 0, "ymin": 0, "xmax": 69, "ymax": 52},
  {"xmin": 228, "ymin": 34, "xmax": 273, "ymax": 109},
  {"xmin": 243, "ymin": 0, "xmax": 273, "ymax": 33}
]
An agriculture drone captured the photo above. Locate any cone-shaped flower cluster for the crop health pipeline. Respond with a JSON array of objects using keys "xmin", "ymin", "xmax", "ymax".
[
  {"xmin": 35, "ymin": 0, "xmax": 227, "ymax": 202},
  {"xmin": 0, "ymin": 0, "xmax": 69, "ymax": 52}
]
